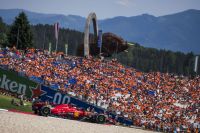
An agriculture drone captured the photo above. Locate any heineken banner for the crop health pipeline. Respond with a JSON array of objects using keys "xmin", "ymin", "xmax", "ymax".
[{"xmin": 0, "ymin": 68, "xmax": 38, "ymax": 99}]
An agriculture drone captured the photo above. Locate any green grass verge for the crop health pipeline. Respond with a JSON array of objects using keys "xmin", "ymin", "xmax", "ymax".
[{"xmin": 0, "ymin": 94, "xmax": 32, "ymax": 112}]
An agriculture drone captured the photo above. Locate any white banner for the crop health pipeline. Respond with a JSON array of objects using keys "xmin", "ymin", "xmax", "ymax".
[
  {"xmin": 65, "ymin": 44, "xmax": 68, "ymax": 55},
  {"xmin": 194, "ymin": 56, "xmax": 199, "ymax": 72},
  {"xmin": 49, "ymin": 42, "xmax": 52, "ymax": 54},
  {"xmin": 54, "ymin": 22, "xmax": 59, "ymax": 40}
]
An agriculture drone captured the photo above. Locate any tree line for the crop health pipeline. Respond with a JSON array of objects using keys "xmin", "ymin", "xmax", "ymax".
[
  {"xmin": 31, "ymin": 24, "xmax": 84, "ymax": 55},
  {"xmin": 0, "ymin": 12, "xmax": 84, "ymax": 55},
  {"xmin": 117, "ymin": 44, "xmax": 199, "ymax": 76},
  {"xmin": 0, "ymin": 12, "xmax": 199, "ymax": 76}
]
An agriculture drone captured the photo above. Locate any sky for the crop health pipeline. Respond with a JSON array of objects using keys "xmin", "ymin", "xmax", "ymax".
[{"xmin": 0, "ymin": 0, "xmax": 200, "ymax": 19}]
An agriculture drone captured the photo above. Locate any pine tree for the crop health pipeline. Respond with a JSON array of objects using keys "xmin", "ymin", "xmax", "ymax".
[{"xmin": 8, "ymin": 12, "xmax": 33, "ymax": 49}]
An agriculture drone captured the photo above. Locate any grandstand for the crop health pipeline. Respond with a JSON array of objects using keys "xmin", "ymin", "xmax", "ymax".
[{"xmin": 0, "ymin": 47, "xmax": 199, "ymax": 132}]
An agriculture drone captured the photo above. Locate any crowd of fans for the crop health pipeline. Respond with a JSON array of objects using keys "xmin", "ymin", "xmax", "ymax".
[{"xmin": 0, "ymin": 47, "xmax": 199, "ymax": 132}]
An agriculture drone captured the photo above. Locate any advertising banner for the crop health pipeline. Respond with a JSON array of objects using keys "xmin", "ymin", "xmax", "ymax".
[{"xmin": 0, "ymin": 68, "xmax": 38, "ymax": 98}]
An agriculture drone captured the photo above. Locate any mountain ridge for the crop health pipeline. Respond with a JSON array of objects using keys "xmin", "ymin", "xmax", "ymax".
[{"xmin": 0, "ymin": 9, "xmax": 200, "ymax": 54}]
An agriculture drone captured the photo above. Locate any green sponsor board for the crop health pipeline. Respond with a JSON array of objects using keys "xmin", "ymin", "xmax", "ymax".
[{"xmin": 0, "ymin": 68, "xmax": 37, "ymax": 98}]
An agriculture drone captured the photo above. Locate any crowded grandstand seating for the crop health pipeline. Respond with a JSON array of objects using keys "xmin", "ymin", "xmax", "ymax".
[{"xmin": 0, "ymin": 48, "xmax": 199, "ymax": 132}]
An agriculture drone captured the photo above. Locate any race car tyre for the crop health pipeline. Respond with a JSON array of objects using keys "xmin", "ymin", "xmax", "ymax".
[
  {"xmin": 40, "ymin": 106, "xmax": 51, "ymax": 116},
  {"xmin": 96, "ymin": 114, "xmax": 106, "ymax": 124}
]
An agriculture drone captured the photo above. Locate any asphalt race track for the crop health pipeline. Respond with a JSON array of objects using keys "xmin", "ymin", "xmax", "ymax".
[{"xmin": 0, "ymin": 111, "xmax": 156, "ymax": 133}]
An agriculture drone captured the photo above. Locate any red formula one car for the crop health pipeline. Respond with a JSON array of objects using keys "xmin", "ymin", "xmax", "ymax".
[{"xmin": 32, "ymin": 101, "xmax": 108, "ymax": 124}]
